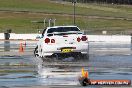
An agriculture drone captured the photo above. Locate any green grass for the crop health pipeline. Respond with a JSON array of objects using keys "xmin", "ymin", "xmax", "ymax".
[
  {"xmin": 0, "ymin": 0, "xmax": 131, "ymax": 18},
  {"xmin": 0, "ymin": 0, "xmax": 132, "ymax": 33}
]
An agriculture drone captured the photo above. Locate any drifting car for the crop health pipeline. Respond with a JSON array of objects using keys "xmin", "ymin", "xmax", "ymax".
[{"xmin": 34, "ymin": 26, "xmax": 89, "ymax": 60}]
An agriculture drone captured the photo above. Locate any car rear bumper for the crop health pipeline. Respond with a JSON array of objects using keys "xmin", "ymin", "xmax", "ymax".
[{"xmin": 41, "ymin": 43, "xmax": 89, "ymax": 56}]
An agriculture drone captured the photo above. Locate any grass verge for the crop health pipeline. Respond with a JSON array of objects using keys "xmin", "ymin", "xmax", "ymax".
[{"xmin": 0, "ymin": 0, "xmax": 131, "ymax": 33}]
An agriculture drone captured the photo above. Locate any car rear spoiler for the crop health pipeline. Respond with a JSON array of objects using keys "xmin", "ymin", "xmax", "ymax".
[{"xmin": 47, "ymin": 31, "xmax": 83, "ymax": 36}]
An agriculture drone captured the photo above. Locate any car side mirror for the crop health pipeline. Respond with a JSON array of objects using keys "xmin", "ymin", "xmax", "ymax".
[{"xmin": 36, "ymin": 35, "xmax": 41, "ymax": 39}]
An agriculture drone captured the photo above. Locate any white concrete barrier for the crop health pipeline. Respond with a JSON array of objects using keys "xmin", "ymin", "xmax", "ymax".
[
  {"xmin": 88, "ymin": 35, "xmax": 131, "ymax": 42},
  {"xmin": 9, "ymin": 33, "xmax": 41, "ymax": 40},
  {"xmin": 0, "ymin": 33, "xmax": 4, "ymax": 39},
  {"xmin": 0, "ymin": 33, "xmax": 131, "ymax": 42}
]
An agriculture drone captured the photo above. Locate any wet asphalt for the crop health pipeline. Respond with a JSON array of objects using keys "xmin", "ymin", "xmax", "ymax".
[{"xmin": 0, "ymin": 41, "xmax": 132, "ymax": 88}]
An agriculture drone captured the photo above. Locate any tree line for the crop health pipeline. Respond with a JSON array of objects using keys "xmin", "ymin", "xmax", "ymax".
[{"xmin": 62, "ymin": 0, "xmax": 132, "ymax": 4}]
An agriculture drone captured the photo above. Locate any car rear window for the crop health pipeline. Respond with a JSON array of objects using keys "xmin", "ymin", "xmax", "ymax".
[{"xmin": 47, "ymin": 27, "xmax": 80, "ymax": 33}]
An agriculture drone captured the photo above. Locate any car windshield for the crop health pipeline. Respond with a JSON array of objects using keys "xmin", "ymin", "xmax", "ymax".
[{"xmin": 47, "ymin": 27, "xmax": 80, "ymax": 33}]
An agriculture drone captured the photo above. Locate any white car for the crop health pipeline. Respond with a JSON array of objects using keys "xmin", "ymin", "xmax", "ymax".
[{"xmin": 34, "ymin": 26, "xmax": 89, "ymax": 59}]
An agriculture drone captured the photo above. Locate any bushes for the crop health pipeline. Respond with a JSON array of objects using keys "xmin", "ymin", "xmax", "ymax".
[{"xmin": 63, "ymin": 0, "xmax": 132, "ymax": 4}]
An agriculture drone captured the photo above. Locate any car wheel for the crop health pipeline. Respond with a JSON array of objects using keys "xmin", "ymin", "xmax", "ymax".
[{"xmin": 34, "ymin": 46, "xmax": 39, "ymax": 57}]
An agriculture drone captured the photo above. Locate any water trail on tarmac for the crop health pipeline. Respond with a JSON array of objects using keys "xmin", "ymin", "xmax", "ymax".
[
  {"xmin": 32, "ymin": 57, "xmax": 81, "ymax": 85},
  {"xmin": 36, "ymin": 57, "xmax": 43, "ymax": 76},
  {"xmin": 32, "ymin": 57, "xmax": 45, "ymax": 77},
  {"xmin": 32, "ymin": 57, "xmax": 54, "ymax": 78}
]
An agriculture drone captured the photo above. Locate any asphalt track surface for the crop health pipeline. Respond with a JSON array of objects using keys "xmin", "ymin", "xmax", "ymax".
[{"xmin": 0, "ymin": 41, "xmax": 132, "ymax": 88}]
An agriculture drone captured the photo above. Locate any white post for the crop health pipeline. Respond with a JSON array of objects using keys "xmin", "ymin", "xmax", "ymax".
[
  {"xmin": 54, "ymin": 19, "xmax": 56, "ymax": 26},
  {"xmin": 44, "ymin": 18, "xmax": 46, "ymax": 28},
  {"xmin": 49, "ymin": 19, "xmax": 51, "ymax": 27}
]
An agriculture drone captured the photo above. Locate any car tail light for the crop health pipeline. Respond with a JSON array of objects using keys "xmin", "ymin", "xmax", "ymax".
[
  {"xmin": 77, "ymin": 37, "xmax": 81, "ymax": 42},
  {"xmin": 51, "ymin": 39, "xmax": 55, "ymax": 43},
  {"xmin": 45, "ymin": 38, "xmax": 50, "ymax": 43},
  {"xmin": 81, "ymin": 36, "xmax": 87, "ymax": 41}
]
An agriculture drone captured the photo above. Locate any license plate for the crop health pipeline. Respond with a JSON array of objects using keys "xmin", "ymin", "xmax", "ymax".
[{"xmin": 61, "ymin": 49, "xmax": 73, "ymax": 53}]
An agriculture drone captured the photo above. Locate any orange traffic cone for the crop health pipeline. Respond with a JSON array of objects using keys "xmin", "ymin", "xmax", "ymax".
[{"xmin": 19, "ymin": 43, "xmax": 24, "ymax": 53}]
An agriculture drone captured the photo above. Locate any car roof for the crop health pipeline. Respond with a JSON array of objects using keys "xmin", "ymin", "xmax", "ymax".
[{"xmin": 47, "ymin": 25, "xmax": 78, "ymax": 29}]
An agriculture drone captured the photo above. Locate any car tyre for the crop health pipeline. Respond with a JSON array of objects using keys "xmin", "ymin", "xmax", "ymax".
[{"xmin": 34, "ymin": 46, "xmax": 39, "ymax": 57}]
